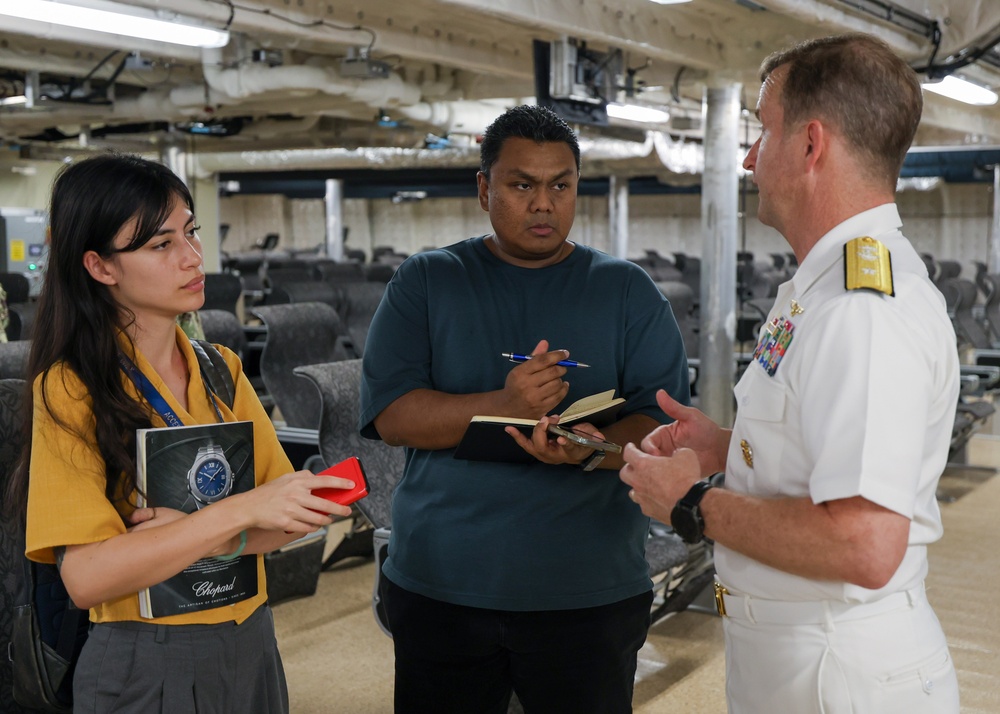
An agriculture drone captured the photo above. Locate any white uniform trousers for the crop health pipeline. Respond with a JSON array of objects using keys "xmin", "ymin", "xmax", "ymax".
[{"xmin": 719, "ymin": 582, "xmax": 959, "ymax": 714}]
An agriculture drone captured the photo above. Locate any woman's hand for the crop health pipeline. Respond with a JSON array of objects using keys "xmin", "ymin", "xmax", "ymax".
[
  {"xmin": 233, "ymin": 470, "xmax": 355, "ymax": 534},
  {"xmin": 127, "ymin": 506, "xmax": 185, "ymax": 531}
]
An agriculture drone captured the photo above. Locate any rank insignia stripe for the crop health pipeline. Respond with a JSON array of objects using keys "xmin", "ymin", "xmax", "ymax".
[{"xmin": 844, "ymin": 236, "xmax": 894, "ymax": 296}]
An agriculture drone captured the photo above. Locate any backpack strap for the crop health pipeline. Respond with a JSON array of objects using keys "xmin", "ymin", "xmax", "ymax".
[
  {"xmin": 190, "ymin": 339, "xmax": 236, "ymax": 410},
  {"xmin": 54, "ymin": 585, "xmax": 85, "ymax": 666},
  {"xmin": 21, "ymin": 558, "xmax": 83, "ymax": 666}
]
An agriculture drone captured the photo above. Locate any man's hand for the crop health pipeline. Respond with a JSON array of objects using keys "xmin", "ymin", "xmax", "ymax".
[
  {"xmin": 505, "ymin": 415, "xmax": 601, "ymax": 466},
  {"xmin": 619, "ymin": 444, "xmax": 702, "ymax": 522},
  {"xmin": 641, "ymin": 389, "xmax": 729, "ymax": 477},
  {"xmin": 498, "ymin": 339, "xmax": 571, "ymax": 419}
]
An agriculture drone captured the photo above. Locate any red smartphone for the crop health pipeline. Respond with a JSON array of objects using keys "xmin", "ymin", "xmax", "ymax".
[{"xmin": 313, "ymin": 456, "xmax": 369, "ymax": 506}]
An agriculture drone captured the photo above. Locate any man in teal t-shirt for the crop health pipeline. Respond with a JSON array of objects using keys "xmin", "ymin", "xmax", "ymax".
[{"xmin": 359, "ymin": 105, "xmax": 690, "ymax": 714}]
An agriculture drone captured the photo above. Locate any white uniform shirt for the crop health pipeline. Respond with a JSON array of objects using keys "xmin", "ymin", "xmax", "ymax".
[{"xmin": 715, "ymin": 204, "xmax": 960, "ymax": 603}]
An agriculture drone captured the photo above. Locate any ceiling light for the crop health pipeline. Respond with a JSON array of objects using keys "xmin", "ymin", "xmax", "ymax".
[
  {"xmin": 0, "ymin": 96, "xmax": 28, "ymax": 106},
  {"xmin": 606, "ymin": 103, "xmax": 670, "ymax": 124},
  {"xmin": 922, "ymin": 75, "xmax": 998, "ymax": 107},
  {"xmin": 1, "ymin": 0, "xmax": 230, "ymax": 49},
  {"xmin": 647, "ymin": 0, "xmax": 694, "ymax": 4}
]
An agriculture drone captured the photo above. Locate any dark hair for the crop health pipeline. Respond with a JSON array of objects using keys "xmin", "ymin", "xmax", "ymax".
[
  {"xmin": 479, "ymin": 105, "xmax": 581, "ymax": 177},
  {"xmin": 760, "ymin": 33, "xmax": 922, "ymax": 189},
  {"xmin": 5, "ymin": 152, "xmax": 194, "ymax": 521}
]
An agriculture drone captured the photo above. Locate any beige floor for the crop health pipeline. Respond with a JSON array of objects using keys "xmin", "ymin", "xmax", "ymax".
[{"xmin": 273, "ymin": 432, "xmax": 1000, "ymax": 713}]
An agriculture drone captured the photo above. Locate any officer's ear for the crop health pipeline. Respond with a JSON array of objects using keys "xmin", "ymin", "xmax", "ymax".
[{"xmin": 802, "ymin": 119, "xmax": 827, "ymax": 171}]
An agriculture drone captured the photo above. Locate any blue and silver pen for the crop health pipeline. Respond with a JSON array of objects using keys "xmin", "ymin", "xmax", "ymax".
[{"xmin": 502, "ymin": 352, "xmax": 590, "ymax": 368}]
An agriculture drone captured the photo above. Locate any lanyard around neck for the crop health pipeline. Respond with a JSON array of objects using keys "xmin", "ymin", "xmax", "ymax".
[{"xmin": 118, "ymin": 352, "xmax": 224, "ymax": 426}]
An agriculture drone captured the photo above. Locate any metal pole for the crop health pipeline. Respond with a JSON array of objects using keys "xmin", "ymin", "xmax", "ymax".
[
  {"xmin": 991, "ymin": 165, "xmax": 1000, "ymax": 273},
  {"xmin": 163, "ymin": 143, "xmax": 188, "ymax": 187},
  {"xmin": 325, "ymin": 178, "xmax": 344, "ymax": 260},
  {"xmin": 699, "ymin": 79, "xmax": 742, "ymax": 427},
  {"xmin": 608, "ymin": 175, "xmax": 629, "ymax": 259}
]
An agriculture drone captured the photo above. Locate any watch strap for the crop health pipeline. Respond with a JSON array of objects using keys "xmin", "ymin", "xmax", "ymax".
[
  {"xmin": 580, "ymin": 449, "xmax": 606, "ymax": 471},
  {"xmin": 671, "ymin": 479, "xmax": 714, "ymax": 543}
]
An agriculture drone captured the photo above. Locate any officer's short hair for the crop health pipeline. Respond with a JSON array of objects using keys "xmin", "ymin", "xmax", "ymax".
[{"xmin": 760, "ymin": 33, "xmax": 921, "ymax": 189}]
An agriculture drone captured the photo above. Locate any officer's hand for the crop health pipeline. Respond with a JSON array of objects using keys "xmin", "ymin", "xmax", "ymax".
[
  {"xmin": 620, "ymin": 444, "xmax": 701, "ymax": 522},
  {"xmin": 642, "ymin": 390, "xmax": 727, "ymax": 475}
]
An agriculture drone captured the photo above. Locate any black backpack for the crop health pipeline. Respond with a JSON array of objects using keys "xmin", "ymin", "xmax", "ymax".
[{"xmin": 8, "ymin": 340, "xmax": 236, "ymax": 712}]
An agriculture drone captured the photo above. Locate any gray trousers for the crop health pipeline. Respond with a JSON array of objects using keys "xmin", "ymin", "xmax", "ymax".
[{"xmin": 73, "ymin": 605, "xmax": 288, "ymax": 714}]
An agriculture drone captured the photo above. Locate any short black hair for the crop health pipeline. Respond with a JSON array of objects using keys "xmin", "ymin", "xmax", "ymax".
[{"xmin": 479, "ymin": 105, "xmax": 580, "ymax": 177}]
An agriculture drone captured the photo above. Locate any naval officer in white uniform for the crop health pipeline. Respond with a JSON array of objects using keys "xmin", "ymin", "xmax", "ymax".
[{"xmin": 620, "ymin": 33, "xmax": 961, "ymax": 714}]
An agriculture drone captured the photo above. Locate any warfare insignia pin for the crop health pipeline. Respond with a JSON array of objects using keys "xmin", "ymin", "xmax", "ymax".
[
  {"xmin": 740, "ymin": 439, "xmax": 753, "ymax": 468},
  {"xmin": 790, "ymin": 300, "xmax": 803, "ymax": 316}
]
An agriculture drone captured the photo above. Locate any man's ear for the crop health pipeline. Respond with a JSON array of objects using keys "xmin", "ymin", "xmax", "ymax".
[
  {"xmin": 82, "ymin": 250, "xmax": 118, "ymax": 286},
  {"xmin": 476, "ymin": 171, "xmax": 489, "ymax": 212},
  {"xmin": 803, "ymin": 120, "xmax": 826, "ymax": 171}
]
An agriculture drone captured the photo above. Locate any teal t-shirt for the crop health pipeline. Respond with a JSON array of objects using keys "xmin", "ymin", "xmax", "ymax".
[{"xmin": 359, "ymin": 237, "xmax": 690, "ymax": 611}]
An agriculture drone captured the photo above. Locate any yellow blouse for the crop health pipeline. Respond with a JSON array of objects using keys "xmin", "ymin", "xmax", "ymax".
[{"xmin": 25, "ymin": 326, "xmax": 294, "ymax": 625}]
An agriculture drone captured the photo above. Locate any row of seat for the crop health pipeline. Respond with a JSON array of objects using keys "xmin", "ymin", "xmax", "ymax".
[
  {"xmin": 912, "ymin": 254, "xmax": 1000, "ymax": 476},
  {"xmin": 631, "ymin": 249, "xmax": 799, "ymax": 309},
  {"xmin": 0, "ymin": 273, "xmax": 36, "ymax": 341},
  {"xmin": 224, "ymin": 252, "xmax": 401, "ymax": 301}
]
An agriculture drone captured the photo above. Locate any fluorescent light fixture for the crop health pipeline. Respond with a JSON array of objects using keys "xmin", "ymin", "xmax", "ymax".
[
  {"xmin": 606, "ymin": 103, "xmax": 670, "ymax": 124},
  {"xmin": 0, "ymin": 95, "xmax": 28, "ymax": 106},
  {"xmin": 922, "ymin": 75, "xmax": 998, "ymax": 106},
  {"xmin": 1, "ymin": 0, "xmax": 230, "ymax": 49},
  {"xmin": 647, "ymin": 0, "xmax": 694, "ymax": 4}
]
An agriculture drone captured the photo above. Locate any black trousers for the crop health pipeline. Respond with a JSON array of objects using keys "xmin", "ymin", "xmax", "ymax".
[{"xmin": 381, "ymin": 576, "xmax": 653, "ymax": 714}]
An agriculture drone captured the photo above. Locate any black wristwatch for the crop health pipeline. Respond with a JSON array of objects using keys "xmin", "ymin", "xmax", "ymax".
[
  {"xmin": 580, "ymin": 449, "xmax": 606, "ymax": 471},
  {"xmin": 671, "ymin": 479, "xmax": 714, "ymax": 543}
]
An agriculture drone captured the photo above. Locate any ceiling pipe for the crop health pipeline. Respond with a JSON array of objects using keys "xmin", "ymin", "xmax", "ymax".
[
  {"xmin": 191, "ymin": 146, "xmax": 482, "ymax": 177},
  {"xmin": 187, "ymin": 130, "xmax": 700, "ymax": 178},
  {"xmin": 124, "ymin": 0, "xmax": 528, "ymax": 78},
  {"xmin": 0, "ymin": 47, "xmax": 126, "ymax": 77},
  {"xmin": 199, "ymin": 48, "xmax": 422, "ymax": 108},
  {"xmin": 123, "ymin": 0, "xmax": 370, "ymax": 51},
  {"xmin": 396, "ymin": 100, "xmax": 512, "ymax": 135},
  {"xmin": 750, "ymin": 0, "xmax": 925, "ymax": 57}
]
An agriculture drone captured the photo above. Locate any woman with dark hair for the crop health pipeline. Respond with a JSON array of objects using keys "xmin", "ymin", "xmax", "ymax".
[{"xmin": 8, "ymin": 153, "xmax": 353, "ymax": 713}]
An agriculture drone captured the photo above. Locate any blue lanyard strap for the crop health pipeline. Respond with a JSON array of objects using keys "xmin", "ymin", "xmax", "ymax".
[{"xmin": 118, "ymin": 352, "xmax": 224, "ymax": 426}]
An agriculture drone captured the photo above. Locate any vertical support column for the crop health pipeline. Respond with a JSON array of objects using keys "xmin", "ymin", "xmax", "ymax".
[
  {"xmin": 991, "ymin": 165, "xmax": 1000, "ymax": 273},
  {"xmin": 608, "ymin": 175, "xmax": 629, "ymax": 259},
  {"xmin": 192, "ymin": 176, "xmax": 221, "ymax": 273},
  {"xmin": 699, "ymin": 79, "xmax": 742, "ymax": 427},
  {"xmin": 163, "ymin": 144, "xmax": 188, "ymax": 187},
  {"xmin": 164, "ymin": 142, "xmax": 220, "ymax": 274},
  {"xmin": 325, "ymin": 178, "xmax": 344, "ymax": 260}
]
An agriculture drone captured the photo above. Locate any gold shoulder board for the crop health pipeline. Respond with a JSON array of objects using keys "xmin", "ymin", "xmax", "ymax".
[{"xmin": 844, "ymin": 236, "xmax": 894, "ymax": 296}]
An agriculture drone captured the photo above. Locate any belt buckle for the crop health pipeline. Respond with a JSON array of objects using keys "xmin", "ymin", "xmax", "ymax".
[{"xmin": 713, "ymin": 582, "xmax": 729, "ymax": 617}]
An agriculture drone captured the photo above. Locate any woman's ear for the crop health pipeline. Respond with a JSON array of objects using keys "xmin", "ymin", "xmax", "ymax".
[{"xmin": 82, "ymin": 250, "xmax": 118, "ymax": 286}]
